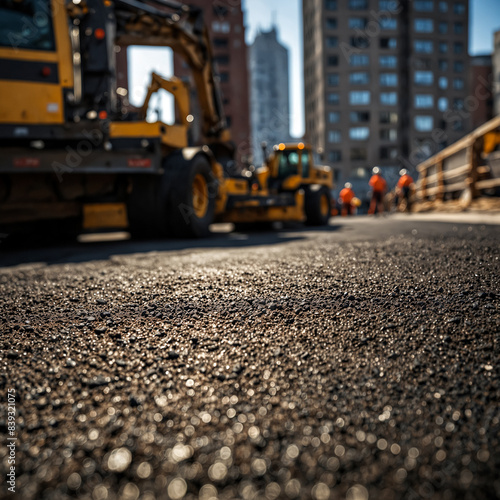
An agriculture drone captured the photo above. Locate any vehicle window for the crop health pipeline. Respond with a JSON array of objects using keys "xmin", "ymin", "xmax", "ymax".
[
  {"xmin": 0, "ymin": 0, "xmax": 55, "ymax": 51},
  {"xmin": 278, "ymin": 151, "xmax": 299, "ymax": 178},
  {"xmin": 301, "ymin": 152, "xmax": 310, "ymax": 177}
]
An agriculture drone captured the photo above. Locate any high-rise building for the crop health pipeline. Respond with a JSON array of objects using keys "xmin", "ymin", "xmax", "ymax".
[
  {"xmin": 249, "ymin": 27, "xmax": 291, "ymax": 165},
  {"xmin": 493, "ymin": 30, "xmax": 500, "ymax": 116},
  {"xmin": 303, "ymin": 0, "xmax": 471, "ymax": 190},
  {"xmin": 470, "ymin": 55, "xmax": 494, "ymax": 129}
]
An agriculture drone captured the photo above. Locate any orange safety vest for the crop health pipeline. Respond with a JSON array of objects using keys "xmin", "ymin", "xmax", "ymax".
[
  {"xmin": 369, "ymin": 174, "xmax": 387, "ymax": 193},
  {"xmin": 397, "ymin": 174, "xmax": 414, "ymax": 188},
  {"xmin": 339, "ymin": 187, "xmax": 355, "ymax": 203}
]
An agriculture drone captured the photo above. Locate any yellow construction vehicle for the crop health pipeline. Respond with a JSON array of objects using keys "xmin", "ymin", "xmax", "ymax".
[{"xmin": 0, "ymin": 0, "xmax": 333, "ymax": 239}]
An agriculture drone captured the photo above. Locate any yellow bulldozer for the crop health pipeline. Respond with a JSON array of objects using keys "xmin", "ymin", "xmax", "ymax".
[{"xmin": 0, "ymin": 0, "xmax": 334, "ymax": 239}]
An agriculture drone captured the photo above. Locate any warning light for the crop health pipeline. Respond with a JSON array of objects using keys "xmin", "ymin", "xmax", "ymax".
[
  {"xmin": 99, "ymin": 110, "xmax": 108, "ymax": 120},
  {"xmin": 279, "ymin": 143, "xmax": 286, "ymax": 151},
  {"xmin": 298, "ymin": 142, "xmax": 305, "ymax": 150},
  {"xmin": 41, "ymin": 66, "xmax": 51, "ymax": 77},
  {"xmin": 95, "ymin": 28, "xmax": 105, "ymax": 40}
]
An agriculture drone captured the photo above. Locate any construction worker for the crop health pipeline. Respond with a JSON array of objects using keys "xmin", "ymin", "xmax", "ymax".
[
  {"xmin": 395, "ymin": 169, "xmax": 415, "ymax": 212},
  {"xmin": 339, "ymin": 182, "xmax": 356, "ymax": 216},
  {"xmin": 368, "ymin": 167, "xmax": 387, "ymax": 215}
]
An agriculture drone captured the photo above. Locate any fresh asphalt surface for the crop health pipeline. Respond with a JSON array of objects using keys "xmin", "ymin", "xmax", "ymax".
[{"xmin": 0, "ymin": 214, "xmax": 499, "ymax": 500}]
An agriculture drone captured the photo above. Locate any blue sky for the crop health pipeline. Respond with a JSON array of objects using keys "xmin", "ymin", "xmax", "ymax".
[{"xmin": 129, "ymin": 1, "xmax": 500, "ymax": 139}]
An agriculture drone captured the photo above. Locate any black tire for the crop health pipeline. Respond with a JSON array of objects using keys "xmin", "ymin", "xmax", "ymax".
[
  {"xmin": 304, "ymin": 186, "xmax": 331, "ymax": 226},
  {"xmin": 166, "ymin": 154, "xmax": 217, "ymax": 238}
]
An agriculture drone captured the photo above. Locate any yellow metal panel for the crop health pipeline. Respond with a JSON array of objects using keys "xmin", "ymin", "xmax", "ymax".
[
  {"xmin": 0, "ymin": 81, "xmax": 64, "ymax": 124},
  {"xmin": 0, "ymin": 48, "xmax": 60, "ymax": 62},
  {"xmin": 52, "ymin": 0, "xmax": 74, "ymax": 88},
  {"xmin": 110, "ymin": 121, "xmax": 188, "ymax": 148},
  {"xmin": 110, "ymin": 122, "xmax": 162, "ymax": 138},
  {"xmin": 224, "ymin": 178, "xmax": 249, "ymax": 195},
  {"xmin": 83, "ymin": 203, "xmax": 128, "ymax": 230}
]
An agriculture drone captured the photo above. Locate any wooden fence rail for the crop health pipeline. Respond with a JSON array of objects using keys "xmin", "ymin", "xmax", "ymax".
[{"xmin": 416, "ymin": 115, "xmax": 500, "ymax": 202}]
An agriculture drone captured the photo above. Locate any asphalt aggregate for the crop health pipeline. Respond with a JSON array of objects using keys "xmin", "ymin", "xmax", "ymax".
[{"xmin": 0, "ymin": 217, "xmax": 499, "ymax": 500}]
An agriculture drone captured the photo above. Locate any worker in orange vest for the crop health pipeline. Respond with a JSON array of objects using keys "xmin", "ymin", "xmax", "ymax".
[
  {"xmin": 396, "ymin": 169, "xmax": 415, "ymax": 212},
  {"xmin": 368, "ymin": 167, "xmax": 387, "ymax": 215},
  {"xmin": 339, "ymin": 182, "xmax": 356, "ymax": 216}
]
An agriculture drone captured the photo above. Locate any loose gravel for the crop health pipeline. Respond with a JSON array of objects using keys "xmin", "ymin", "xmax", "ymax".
[{"xmin": 0, "ymin": 221, "xmax": 499, "ymax": 500}]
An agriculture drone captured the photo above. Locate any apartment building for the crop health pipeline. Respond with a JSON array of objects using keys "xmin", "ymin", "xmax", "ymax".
[{"xmin": 303, "ymin": 0, "xmax": 471, "ymax": 188}]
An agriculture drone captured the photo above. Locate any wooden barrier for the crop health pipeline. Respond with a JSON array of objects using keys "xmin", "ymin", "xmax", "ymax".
[{"xmin": 416, "ymin": 115, "xmax": 500, "ymax": 202}]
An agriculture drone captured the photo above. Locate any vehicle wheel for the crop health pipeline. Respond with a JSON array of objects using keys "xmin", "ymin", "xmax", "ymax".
[
  {"xmin": 166, "ymin": 154, "xmax": 217, "ymax": 238},
  {"xmin": 305, "ymin": 186, "xmax": 331, "ymax": 226}
]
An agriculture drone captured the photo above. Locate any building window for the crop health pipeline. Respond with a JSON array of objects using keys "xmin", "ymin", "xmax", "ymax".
[
  {"xmin": 415, "ymin": 116, "xmax": 434, "ymax": 131},
  {"xmin": 380, "ymin": 55, "xmax": 397, "ymax": 68},
  {"xmin": 349, "ymin": 72, "xmax": 370, "ymax": 85},
  {"xmin": 328, "ymin": 112, "xmax": 340, "ymax": 123},
  {"xmin": 454, "ymin": 61, "xmax": 464, "ymax": 73},
  {"xmin": 328, "ymin": 130, "xmax": 342, "ymax": 143},
  {"xmin": 415, "ymin": 58, "xmax": 432, "ymax": 69},
  {"xmin": 454, "ymin": 22, "xmax": 464, "ymax": 34},
  {"xmin": 329, "ymin": 151, "xmax": 342, "ymax": 162},
  {"xmin": 380, "ymin": 129, "xmax": 397, "ymax": 141},
  {"xmin": 350, "ymin": 111, "xmax": 370, "ymax": 122},
  {"xmin": 380, "ymin": 37, "xmax": 397, "ymax": 49},
  {"xmin": 327, "ymin": 74, "xmax": 339, "ymax": 86},
  {"xmin": 349, "ymin": 91, "xmax": 371, "ymax": 105},
  {"xmin": 380, "ymin": 18, "xmax": 397, "ymax": 30},
  {"xmin": 350, "ymin": 127, "xmax": 370, "ymax": 140},
  {"xmin": 438, "ymin": 97, "xmax": 449, "ymax": 111},
  {"xmin": 379, "ymin": 1, "xmax": 399, "ymax": 10},
  {"xmin": 380, "ymin": 111, "xmax": 398, "ymax": 124},
  {"xmin": 454, "ymin": 98, "xmax": 465, "ymax": 109},
  {"xmin": 454, "ymin": 3, "xmax": 466, "ymax": 15},
  {"xmin": 415, "ymin": 19, "xmax": 434, "ymax": 33},
  {"xmin": 414, "ymin": 1, "xmax": 434, "ymax": 12},
  {"xmin": 415, "ymin": 95, "xmax": 434, "ymax": 108},
  {"xmin": 439, "ymin": 42, "xmax": 448, "ymax": 54},
  {"xmin": 380, "ymin": 73, "xmax": 398, "ymax": 86},
  {"xmin": 212, "ymin": 21, "xmax": 230, "ymax": 33},
  {"xmin": 328, "ymin": 92, "xmax": 340, "ymax": 104},
  {"xmin": 350, "ymin": 36, "xmax": 370, "ymax": 48},
  {"xmin": 438, "ymin": 22, "xmax": 448, "ymax": 34},
  {"xmin": 351, "ymin": 148, "xmax": 367, "ymax": 160},
  {"xmin": 439, "ymin": 76, "xmax": 448, "ymax": 89},
  {"xmin": 415, "ymin": 40, "xmax": 433, "ymax": 53},
  {"xmin": 326, "ymin": 0, "xmax": 337, "ymax": 10},
  {"xmin": 380, "ymin": 92, "xmax": 397, "ymax": 105},
  {"xmin": 327, "ymin": 36, "xmax": 339, "ymax": 48},
  {"xmin": 328, "ymin": 55, "xmax": 339, "ymax": 66},
  {"xmin": 454, "ymin": 42, "xmax": 464, "ymax": 54},
  {"xmin": 453, "ymin": 77, "xmax": 464, "ymax": 90},
  {"xmin": 214, "ymin": 38, "xmax": 229, "ymax": 48},
  {"xmin": 215, "ymin": 55, "xmax": 229, "ymax": 66},
  {"xmin": 350, "ymin": 54, "xmax": 369, "ymax": 66},
  {"xmin": 349, "ymin": 17, "xmax": 368, "ymax": 29},
  {"xmin": 439, "ymin": 1, "xmax": 448, "ymax": 12},
  {"xmin": 415, "ymin": 71, "xmax": 433, "ymax": 86},
  {"xmin": 439, "ymin": 59, "xmax": 449, "ymax": 71},
  {"xmin": 326, "ymin": 18, "xmax": 338, "ymax": 29},
  {"xmin": 349, "ymin": 0, "xmax": 368, "ymax": 10},
  {"xmin": 380, "ymin": 147, "xmax": 398, "ymax": 159},
  {"xmin": 219, "ymin": 72, "xmax": 229, "ymax": 83}
]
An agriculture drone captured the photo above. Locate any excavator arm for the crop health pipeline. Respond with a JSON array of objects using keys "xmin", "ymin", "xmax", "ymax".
[{"xmin": 111, "ymin": 0, "xmax": 230, "ymax": 144}]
